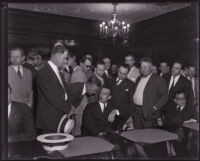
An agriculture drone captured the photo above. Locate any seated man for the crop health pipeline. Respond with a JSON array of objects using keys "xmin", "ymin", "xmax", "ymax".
[
  {"xmin": 163, "ymin": 91, "xmax": 198, "ymax": 126},
  {"xmin": 8, "ymin": 85, "xmax": 36, "ymax": 142},
  {"xmin": 81, "ymin": 86, "xmax": 113, "ymax": 136}
]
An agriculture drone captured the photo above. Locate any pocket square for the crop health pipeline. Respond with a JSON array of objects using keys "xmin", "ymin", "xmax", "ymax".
[{"xmin": 124, "ymin": 89, "xmax": 129, "ymax": 91}]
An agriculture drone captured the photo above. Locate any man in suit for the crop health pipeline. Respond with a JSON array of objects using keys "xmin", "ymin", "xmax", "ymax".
[
  {"xmin": 36, "ymin": 44, "xmax": 86, "ymax": 134},
  {"xmin": 187, "ymin": 65, "xmax": 199, "ymax": 110},
  {"xmin": 8, "ymin": 47, "xmax": 33, "ymax": 108},
  {"xmin": 163, "ymin": 92, "xmax": 198, "ymax": 126},
  {"xmin": 108, "ymin": 63, "xmax": 135, "ymax": 131},
  {"xmin": 131, "ymin": 57, "xmax": 168, "ymax": 129},
  {"xmin": 8, "ymin": 85, "xmax": 36, "ymax": 142},
  {"xmin": 125, "ymin": 54, "xmax": 140, "ymax": 83},
  {"xmin": 81, "ymin": 86, "xmax": 113, "ymax": 136},
  {"xmin": 102, "ymin": 57, "xmax": 112, "ymax": 81},
  {"xmin": 162, "ymin": 61, "xmax": 194, "ymax": 107},
  {"xmin": 23, "ymin": 49, "xmax": 39, "ymax": 122},
  {"xmin": 159, "ymin": 61, "xmax": 170, "ymax": 77}
]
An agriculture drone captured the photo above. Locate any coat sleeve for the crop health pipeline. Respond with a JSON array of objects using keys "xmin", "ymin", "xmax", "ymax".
[
  {"xmin": 154, "ymin": 77, "xmax": 169, "ymax": 109},
  {"xmin": 82, "ymin": 105, "xmax": 100, "ymax": 135}
]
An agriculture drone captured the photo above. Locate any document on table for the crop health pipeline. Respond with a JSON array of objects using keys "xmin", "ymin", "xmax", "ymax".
[
  {"xmin": 121, "ymin": 128, "xmax": 178, "ymax": 144},
  {"xmin": 182, "ymin": 122, "xmax": 199, "ymax": 131},
  {"xmin": 58, "ymin": 136, "xmax": 115, "ymax": 158}
]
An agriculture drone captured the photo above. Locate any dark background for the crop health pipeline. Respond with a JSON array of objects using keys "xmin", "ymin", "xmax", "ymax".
[{"xmin": 7, "ymin": 3, "xmax": 199, "ymax": 70}]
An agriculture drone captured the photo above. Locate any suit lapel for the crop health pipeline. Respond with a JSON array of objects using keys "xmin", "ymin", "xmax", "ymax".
[
  {"xmin": 173, "ymin": 75, "xmax": 184, "ymax": 92},
  {"xmin": 144, "ymin": 74, "xmax": 155, "ymax": 92}
]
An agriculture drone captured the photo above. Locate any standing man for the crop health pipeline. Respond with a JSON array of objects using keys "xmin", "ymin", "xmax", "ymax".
[
  {"xmin": 108, "ymin": 63, "xmax": 135, "ymax": 130},
  {"xmin": 131, "ymin": 57, "xmax": 168, "ymax": 129},
  {"xmin": 36, "ymin": 44, "xmax": 85, "ymax": 134},
  {"xmin": 8, "ymin": 47, "xmax": 33, "ymax": 108},
  {"xmin": 102, "ymin": 57, "xmax": 111, "ymax": 81},
  {"xmin": 159, "ymin": 61, "xmax": 170, "ymax": 77},
  {"xmin": 125, "ymin": 54, "xmax": 140, "ymax": 83}
]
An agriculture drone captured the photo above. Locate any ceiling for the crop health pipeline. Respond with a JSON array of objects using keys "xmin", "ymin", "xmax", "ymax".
[{"xmin": 8, "ymin": 2, "xmax": 191, "ymax": 24}]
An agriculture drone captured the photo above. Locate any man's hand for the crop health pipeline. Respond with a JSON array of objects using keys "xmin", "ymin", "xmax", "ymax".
[{"xmin": 108, "ymin": 109, "xmax": 119, "ymax": 123}]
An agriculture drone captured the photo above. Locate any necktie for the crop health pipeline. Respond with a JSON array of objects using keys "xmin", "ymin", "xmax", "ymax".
[
  {"xmin": 17, "ymin": 66, "xmax": 22, "ymax": 79},
  {"xmin": 169, "ymin": 76, "xmax": 176, "ymax": 92}
]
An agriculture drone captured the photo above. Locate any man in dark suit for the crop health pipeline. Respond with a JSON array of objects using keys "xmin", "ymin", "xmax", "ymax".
[
  {"xmin": 159, "ymin": 61, "xmax": 170, "ymax": 77},
  {"xmin": 23, "ymin": 49, "xmax": 39, "ymax": 122},
  {"xmin": 82, "ymin": 86, "xmax": 113, "ymax": 136},
  {"xmin": 8, "ymin": 86, "xmax": 36, "ymax": 142},
  {"xmin": 108, "ymin": 63, "xmax": 135, "ymax": 131},
  {"xmin": 163, "ymin": 92, "xmax": 198, "ymax": 126},
  {"xmin": 131, "ymin": 57, "xmax": 168, "ymax": 129},
  {"xmin": 102, "ymin": 57, "xmax": 112, "ymax": 82},
  {"xmin": 162, "ymin": 61, "xmax": 194, "ymax": 107},
  {"xmin": 36, "ymin": 44, "xmax": 85, "ymax": 134}
]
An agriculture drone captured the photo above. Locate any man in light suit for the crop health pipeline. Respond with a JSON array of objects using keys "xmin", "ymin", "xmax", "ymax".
[
  {"xmin": 131, "ymin": 57, "xmax": 168, "ymax": 129},
  {"xmin": 8, "ymin": 47, "xmax": 33, "ymax": 108},
  {"xmin": 36, "ymin": 43, "xmax": 85, "ymax": 134},
  {"xmin": 125, "ymin": 54, "xmax": 140, "ymax": 83}
]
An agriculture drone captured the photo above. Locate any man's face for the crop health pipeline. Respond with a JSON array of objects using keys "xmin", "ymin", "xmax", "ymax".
[
  {"xmin": 81, "ymin": 59, "xmax": 92, "ymax": 73},
  {"xmin": 99, "ymin": 88, "xmax": 111, "ymax": 104},
  {"xmin": 188, "ymin": 66, "xmax": 196, "ymax": 77},
  {"xmin": 125, "ymin": 56, "xmax": 135, "ymax": 68},
  {"xmin": 86, "ymin": 83, "xmax": 99, "ymax": 95},
  {"xmin": 103, "ymin": 58, "xmax": 111, "ymax": 70},
  {"xmin": 111, "ymin": 64, "xmax": 118, "ymax": 74},
  {"xmin": 67, "ymin": 56, "xmax": 75, "ymax": 67},
  {"xmin": 174, "ymin": 93, "xmax": 186, "ymax": 107},
  {"xmin": 35, "ymin": 55, "xmax": 42, "ymax": 66},
  {"xmin": 140, "ymin": 61, "xmax": 152, "ymax": 76},
  {"xmin": 171, "ymin": 63, "xmax": 182, "ymax": 76},
  {"xmin": 56, "ymin": 51, "xmax": 68, "ymax": 68},
  {"xmin": 95, "ymin": 64, "xmax": 105, "ymax": 77},
  {"xmin": 159, "ymin": 63, "xmax": 168, "ymax": 74},
  {"xmin": 118, "ymin": 66, "xmax": 128, "ymax": 80},
  {"xmin": 10, "ymin": 50, "xmax": 25, "ymax": 66}
]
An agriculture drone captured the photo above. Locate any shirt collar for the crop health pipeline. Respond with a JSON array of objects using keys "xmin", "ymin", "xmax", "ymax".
[
  {"xmin": 142, "ymin": 72, "xmax": 152, "ymax": 79},
  {"xmin": 172, "ymin": 74, "xmax": 181, "ymax": 80},
  {"xmin": 12, "ymin": 65, "xmax": 22, "ymax": 70},
  {"xmin": 99, "ymin": 101, "xmax": 107, "ymax": 107}
]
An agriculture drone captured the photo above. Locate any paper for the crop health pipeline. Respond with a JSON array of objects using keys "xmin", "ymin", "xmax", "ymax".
[
  {"xmin": 59, "ymin": 136, "xmax": 114, "ymax": 158},
  {"xmin": 121, "ymin": 128, "xmax": 178, "ymax": 144},
  {"xmin": 183, "ymin": 122, "xmax": 199, "ymax": 131}
]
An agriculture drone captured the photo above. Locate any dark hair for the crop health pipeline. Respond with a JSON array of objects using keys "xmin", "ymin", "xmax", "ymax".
[
  {"xmin": 119, "ymin": 63, "xmax": 129, "ymax": 70},
  {"xmin": 10, "ymin": 47, "xmax": 25, "ymax": 57},
  {"xmin": 159, "ymin": 61, "xmax": 168, "ymax": 66},
  {"xmin": 80, "ymin": 56, "xmax": 92, "ymax": 64},
  {"xmin": 125, "ymin": 54, "xmax": 135, "ymax": 61},
  {"xmin": 51, "ymin": 45, "xmax": 68, "ymax": 56},
  {"xmin": 27, "ymin": 49, "xmax": 38, "ymax": 60},
  {"xmin": 140, "ymin": 57, "xmax": 153, "ymax": 65},
  {"xmin": 173, "ymin": 60, "xmax": 184, "ymax": 69},
  {"xmin": 95, "ymin": 60, "xmax": 105, "ymax": 67},
  {"xmin": 175, "ymin": 91, "xmax": 186, "ymax": 98}
]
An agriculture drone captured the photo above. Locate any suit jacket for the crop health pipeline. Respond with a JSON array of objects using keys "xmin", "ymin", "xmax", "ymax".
[
  {"xmin": 132, "ymin": 74, "xmax": 168, "ymax": 120},
  {"xmin": 8, "ymin": 65, "xmax": 32, "ymax": 106},
  {"xmin": 108, "ymin": 78, "xmax": 135, "ymax": 119},
  {"xmin": 70, "ymin": 66, "xmax": 87, "ymax": 83},
  {"xmin": 36, "ymin": 63, "xmax": 84, "ymax": 131},
  {"xmin": 81, "ymin": 101, "xmax": 112, "ymax": 136},
  {"xmin": 163, "ymin": 101, "xmax": 198, "ymax": 126},
  {"xmin": 162, "ymin": 74, "xmax": 194, "ymax": 106},
  {"xmin": 8, "ymin": 101, "xmax": 36, "ymax": 142}
]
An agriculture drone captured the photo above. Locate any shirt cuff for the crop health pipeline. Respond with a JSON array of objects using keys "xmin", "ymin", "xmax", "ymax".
[{"xmin": 82, "ymin": 84, "xmax": 86, "ymax": 95}]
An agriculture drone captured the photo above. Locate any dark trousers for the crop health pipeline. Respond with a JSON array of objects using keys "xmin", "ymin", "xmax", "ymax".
[{"xmin": 131, "ymin": 104, "xmax": 156, "ymax": 129}]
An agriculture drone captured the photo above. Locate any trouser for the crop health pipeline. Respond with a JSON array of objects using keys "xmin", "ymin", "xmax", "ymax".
[{"xmin": 131, "ymin": 104, "xmax": 156, "ymax": 129}]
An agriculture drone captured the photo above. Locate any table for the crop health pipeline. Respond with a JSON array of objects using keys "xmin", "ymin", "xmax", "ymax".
[
  {"xmin": 49, "ymin": 136, "xmax": 115, "ymax": 159},
  {"xmin": 182, "ymin": 122, "xmax": 199, "ymax": 131}
]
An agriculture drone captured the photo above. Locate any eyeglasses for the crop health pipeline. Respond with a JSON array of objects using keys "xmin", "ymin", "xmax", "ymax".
[{"xmin": 86, "ymin": 65, "xmax": 92, "ymax": 68}]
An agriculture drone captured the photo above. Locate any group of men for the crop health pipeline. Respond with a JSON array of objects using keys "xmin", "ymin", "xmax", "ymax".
[{"xmin": 8, "ymin": 41, "xmax": 199, "ymax": 143}]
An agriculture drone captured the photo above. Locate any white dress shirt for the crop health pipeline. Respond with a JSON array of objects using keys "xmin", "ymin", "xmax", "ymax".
[
  {"xmin": 8, "ymin": 103, "xmax": 11, "ymax": 118},
  {"xmin": 168, "ymin": 74, "xmax": 181, "ymax": 91},
  {"xmin": 48, "ymin": 61, "xmax": 68, "ymax": 100},
  {"xmin": 127, "ymin": 66, "xmax": 140, "ymax": 83},
  {"xmin": 12, "ymin": 65, "xmax": 23, "ymax": 76},
  {"xmin": 99, "ymin": 101, "xmax": 107, "ymax": 112},
  {"xmin": 133, "ymin": 73, "xmax": 152, "ymax": 106}
]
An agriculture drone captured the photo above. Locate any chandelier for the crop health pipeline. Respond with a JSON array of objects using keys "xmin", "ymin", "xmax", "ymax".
[{"xmin": 99, "ymin": 3, "xmax": 130, "ymax": 43}]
